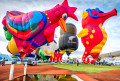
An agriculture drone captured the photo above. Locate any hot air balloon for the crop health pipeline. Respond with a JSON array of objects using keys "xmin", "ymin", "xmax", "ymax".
[
  {"xmin": 41, "ymin": 40, "xmax": 58, "ymax": 60},
  {"xmin": 2, "ymin": 0, "xmax": 78, "ymax": 58},
  {"xmin": 59, "ymin": 23, "xmax": 78, "ymax": 56},
  {"xmin": 7, "ymin": 37, "xmax": 18, "ymax": 55},
  {"xmin": 50, "ymin": 49, "xmax": 62, "ymax": 63},
  {"xmin": 77, "ymin": 8, "xmax": 117, "ymax": 64}
]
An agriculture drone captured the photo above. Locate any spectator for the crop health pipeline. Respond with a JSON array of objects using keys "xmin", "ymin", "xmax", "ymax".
[
  {"xmin": 2, "ymin": 58, "xmax": 5, "ymax": 66},
  {"xmin": 76, "ymin": 57, "xmax": 79, "ymax": 67}
]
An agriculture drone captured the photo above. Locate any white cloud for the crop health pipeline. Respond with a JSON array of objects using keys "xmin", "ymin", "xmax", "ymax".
[{"xmin": 0, "ymin": 41, "xmax": 11, "ymax": 56}]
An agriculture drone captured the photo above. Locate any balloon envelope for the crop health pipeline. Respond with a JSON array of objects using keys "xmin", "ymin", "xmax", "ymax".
[
  {"xmin": 40, "ymin": 40, "xmax": 58, "ymax": 56},
  {"xmin": 8, "ymin": 37, "xmax": 18, "ymax": 55},
  {"xmin": 15, "ymin": 53, "xmax": 35, "ymax": 57}
]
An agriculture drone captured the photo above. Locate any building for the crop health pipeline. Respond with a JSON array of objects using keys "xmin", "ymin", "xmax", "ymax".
[{"xmin": 88, "ymin": 50, "xmax": 120, "ymax": 61}]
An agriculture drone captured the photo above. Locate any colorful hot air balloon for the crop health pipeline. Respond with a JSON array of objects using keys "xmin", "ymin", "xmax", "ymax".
[
  {"xmin": 50, "ymin": 49, "xmax": 62, "ymax": 63},
  {"xmin": 97, "ymin": 56, "xmax": 101, "ymax": 62},
  {"xmin": 36, "ymin": 48, "xmax": 46, "ymax": 60},
  {"xmin": 2, "ymin": 0, "xmax": 78, "ymax": 58},
  {"xmin": 77, "ymin": 8, "xmax": 117, "ymax": 64},
  {"xmin": 59, "ymin": 23, "xmax": 78, "ymax": 56}
]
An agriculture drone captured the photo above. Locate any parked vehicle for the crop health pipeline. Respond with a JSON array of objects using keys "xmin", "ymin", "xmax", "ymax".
[
  {"xmin": 43, "ymin": 60, "xmax": 48, "ymax": 63},
  {"xmin": 37, "ymin": 60, "xmax": 43, "ymax": 63},
  {"xmin": 12, "ymin": 58, "xmax": 20, "ymax": 61},
  {"xmin": 21, "ymin": 59, "xmax": 28, "ymax": 62},
  {"xmin": 110, "ymin": 59, "xmax": 120, "ymax": 65},
  {"xmin": 104, "ymin": 61, "xmax": 111, "ymax": 66},
  {"xmin": 27, "ymin": 59, "xmax": 37, "ymax": 66},
  {"xmin": 97, "ymin": 60, "xmax": 112, "ymax": 66}
]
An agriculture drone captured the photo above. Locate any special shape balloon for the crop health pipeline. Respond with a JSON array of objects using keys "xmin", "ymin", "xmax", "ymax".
[
  {"xmin": 36, "ymin": 40, "xmax": 58, "ymax": 60},
  {"xmin": 59, "ymin": 23, "xmax": 78, "ymax": 56},
  {"xmin": 36, "ymin": 48, "xmax": 46, "ymax": 60},
  {"xmin": 77, "ymin": 8, "xmax": 117, "ymax": 64},
  {"xmin": 41, "ymin": 40, "xmax": 58, "ymax": 58},
  {"xmin": 50, "ymin": 49, "xmax": 62, "ymax": 63},
  {"xmin": 2, "ymin": 0, "xmax": 78, "ymax": 58}
]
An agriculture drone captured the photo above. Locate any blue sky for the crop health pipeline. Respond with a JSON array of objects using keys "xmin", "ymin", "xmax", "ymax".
[{"xmin": 0, "ymin": 0, "xmax": 120, "ymax": 57}]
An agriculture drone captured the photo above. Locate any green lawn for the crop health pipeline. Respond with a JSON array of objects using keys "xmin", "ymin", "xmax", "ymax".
[{"xmin": 54, "ymin": 64, "xmax": 120, "ymax": 73}]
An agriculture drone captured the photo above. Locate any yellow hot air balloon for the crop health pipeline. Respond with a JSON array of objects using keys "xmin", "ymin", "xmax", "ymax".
[
  {"xmin": 45, "ymin": 49, "xmax": 54, "ymax": 58},
  {"xmin": 59, "ymin": 51, "xmax": 65, "ymax": 55},
  {"xmin": 8, "ymin": 37, "xmax": 18, "ymax": 55}
]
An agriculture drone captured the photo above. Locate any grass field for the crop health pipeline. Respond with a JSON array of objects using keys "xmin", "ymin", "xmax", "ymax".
[{"xmin": 53, "ymin": 64, "xmax": 120, "ymax": 73}]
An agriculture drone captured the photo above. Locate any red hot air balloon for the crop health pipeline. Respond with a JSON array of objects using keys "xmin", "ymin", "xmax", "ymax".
[
  {"xmin": 77, "ymin": 8, "xmax": 117, "ymax": 64},
  {"xmin": 2, "ymin": 0, "xmax": 78, "ymax": 58}
]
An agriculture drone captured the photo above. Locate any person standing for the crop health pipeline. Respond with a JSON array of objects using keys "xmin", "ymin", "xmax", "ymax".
[
  {"xmin": 2, "ymin": 58, "xmax": 5, "ymax": 66},
  {"xmin": 76, "ymin": 57, "xmax": 79, "ymax": 67}
]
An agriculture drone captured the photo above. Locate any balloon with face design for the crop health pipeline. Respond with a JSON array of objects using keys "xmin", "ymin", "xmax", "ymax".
[
  {"xmin": 77, "ymin": 8, "xmax": 117, "ymax": 64},
  {"xmin": 2, "ymin": 0, "xmax": 78, "ymax": 58}
]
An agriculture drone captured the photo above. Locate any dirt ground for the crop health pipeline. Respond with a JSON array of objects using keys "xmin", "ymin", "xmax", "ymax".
[
  {"xmin": 87, "ymin": 70, "xmax": 120, "ymax": 81},
  {"xmin": 0, "ymin": 64, "xmax": 120, "ymax": 81}
]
